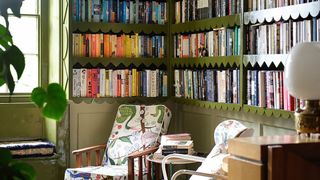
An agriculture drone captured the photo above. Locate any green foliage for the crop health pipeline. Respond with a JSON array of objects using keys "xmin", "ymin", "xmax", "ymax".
[
  {"xmin": 0, "ymin": 149, "xmax": 36, "ymax": 180},
  {"xmin": 0, "ymin": 0, "xmax": 25, "ymax": 95},
  {"xmin": 31, "ymin": 83, "xmax": 67, "ymax": 121}
]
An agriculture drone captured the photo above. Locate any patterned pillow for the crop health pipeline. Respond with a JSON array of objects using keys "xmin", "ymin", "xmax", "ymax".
[{"xmin": 102, "ymin": 104, "xmax": 171, "ymax": 166}]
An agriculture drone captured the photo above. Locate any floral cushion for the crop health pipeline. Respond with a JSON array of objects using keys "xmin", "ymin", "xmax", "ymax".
[{"xmin": 65, "ymin": 104, "xmax": 171, "ymax": 180}]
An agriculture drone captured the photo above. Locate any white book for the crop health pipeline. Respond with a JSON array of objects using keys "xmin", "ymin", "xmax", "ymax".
[
  {"xmin": 73, "ymin": 69, "xmax": 81, "ymax": 97},
  {"xmin": 80, "ymin": 68, "xmax": 87, "ymax": 97},
  {"xmin": 219, "ymin": 70, "xmax": 226, "ymax": 103},
  {"xmin": 145, "ymin": 70, "xmax": 151, "ymax": 97},
  {"xmin": 121, "ymin": 70, "xmax": 126, "ymax": 97},
  {"xmin": 232, "ymin": 69, "xmax": 238, "ymax": 104},
  {"xmin": 150, "ymin": 70, "xmax": 157, "ymax": 97},
  {"xmin": 208, "ymin": 31, "xmax": 214, "ymax": 56},
  {"xmin": 112, "ymin": 70, "xmax": 118, "ymax": 97},
  {"xmin": 161, "ymin": 140, "xmax": 193, "ymax": 149},
  {"xmin": 174, "ymin": 69, "xmax": 181, "ymax": 97},
  {"xmin": 98, "ymin": 68, "xmax": 105, "ymax": 97}
]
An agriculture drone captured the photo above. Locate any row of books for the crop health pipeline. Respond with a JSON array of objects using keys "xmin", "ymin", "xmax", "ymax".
[
  {"xmin": 73, "ymin": 33, "xmax": 165, "ymax": 58},
  {"xmin": 154, "ymin": 133, "xmax": 193, "ymax": 159},
  {"xmin": 246, "ymin": 70, "xmax": 296, "ymax": 111},
  {"xmin": 247, "ymin": 0, "xmax": 317, "ymax": 11},
  {"xmin": 174, "ymin": 27, "xmax": 241, "ymax": 58},
  {"xmin": 246, "ymin": 18, "xmax": 320, "ymax": 55},
  {"xmin": 73, "ymin": 0, "xmax": 167, "ymax": 24},
  {"xmin": 174, "ymin": 69, "xmax": 240, "ymax": 104},
  {"xmin": 175, "ymin": 0, "xmax": 241, "ymax": 23},
  {"xmin": 72, "ymin": 67, "xmax": 168, "ymax": 98}
]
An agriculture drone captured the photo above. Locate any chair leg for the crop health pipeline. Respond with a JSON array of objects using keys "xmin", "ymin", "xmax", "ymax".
[
  {"xmin": 147, "ymin": 158, "xmax": 151, "ymax": 180},
  {"xmin": 138, "ymin": 156, "xmax": 143, "ymax": 180},
  {"xmin": 128, "ymin": 157, "xmax": 134, "ymax": 180}
]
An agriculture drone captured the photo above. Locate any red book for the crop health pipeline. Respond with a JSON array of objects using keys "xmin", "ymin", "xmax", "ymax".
[
  {"xmin": 86, "ymin": 69, "xmax": 92, "ymax": 98},
  {"xmin": 91, "ymin": 34, "xmax": 96, "ymax": 57},
  {"xmin": 287, "ymin": 95, "xmax": 295, "ymax": 111},
  {"xmin": 91, "ymin": 68, "xmax": 99, "ymax": 98}
]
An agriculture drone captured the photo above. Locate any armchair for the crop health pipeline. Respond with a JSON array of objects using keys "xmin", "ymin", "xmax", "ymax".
[
  {"xmin": 65, "ymin": 104, "xmax": 171, "ymax": 180},
  {"xmin": 162, "ymin": 120, "xmax": 254, "ymax": 180}
]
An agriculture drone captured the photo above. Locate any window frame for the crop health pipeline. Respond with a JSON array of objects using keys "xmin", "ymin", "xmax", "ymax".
[{"xmin": 0, "ymin": 0, "xmax": 48, "ymax": 102}]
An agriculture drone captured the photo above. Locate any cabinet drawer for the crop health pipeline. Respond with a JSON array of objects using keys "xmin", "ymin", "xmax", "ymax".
[{"xmin": 228, "ymin": 156, "xmax": 265, "ymax": 180}]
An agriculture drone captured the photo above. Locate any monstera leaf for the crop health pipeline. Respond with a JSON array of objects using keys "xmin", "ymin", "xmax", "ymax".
[
  {"xmin": 0, "ymin": 0, "xmax": 25, "ymax": 95},
  {"xmin": 0, "ymin": 44, "xmax": 25, "ymax": 94},
  {"xmin": 31, "ymin": 83, "xmax": 67, "ymax": 121},
  {"xmin": 0, "ymin": 149, "xmax": 36, "ymax": 180}
]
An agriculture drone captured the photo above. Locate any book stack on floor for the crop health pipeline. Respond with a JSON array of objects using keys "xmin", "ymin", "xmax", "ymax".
[{"xmin": 153, "ymin": 133, "xmax": 193, "ymax": 160}]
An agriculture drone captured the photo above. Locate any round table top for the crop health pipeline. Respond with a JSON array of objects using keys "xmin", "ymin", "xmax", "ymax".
[{"xmin": 147, "ymin": 154, "xmax": 199, "ymax": 165}]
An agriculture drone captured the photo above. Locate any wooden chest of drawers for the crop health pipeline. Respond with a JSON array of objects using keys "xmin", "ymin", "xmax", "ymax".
[{"xmin": 228, "ymin": 135, "xmax": 320, "ymax": 180}]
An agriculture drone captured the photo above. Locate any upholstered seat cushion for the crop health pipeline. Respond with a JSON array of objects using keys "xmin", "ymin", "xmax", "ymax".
[
  {"xmin": 65, "ymin": 165, "xmax": 127, "ymax": 179},
  {"xmin": 0, "ymin": 139, "xmax": 55, "ymax": 158}
]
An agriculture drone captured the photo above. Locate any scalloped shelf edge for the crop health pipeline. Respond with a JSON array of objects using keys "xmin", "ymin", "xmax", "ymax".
[
  {"xmin": 173, "ymin": 98, "xmax": 241, "ymax": 111},
  {"xmin": 243, "ymin": 54, "xmax": 288, "ymax": 68},
  {"xmin": 243, "ymin": 105, "xmax": 293, "ymax": 118},
  {"xmin": 70, "ymin": 97, "xmax": 169, "ymax": 104},
  {"xmin": 172, "ymin": 56, "xmax": 241, "ymax": 67},
  {"xmin": 72, "ymin": 22, "xmax": 168, "ymax": 34},
  {"xmin": 244, "ymin": 1, "xmax": 320, "ymax": 24},
  {"xmin": 171, "ymin": 15, "xmax": 240, "ymax": 33},
  {"xmin": 70, "ymin": 57, "xmax": 168, "ymax": 67}
]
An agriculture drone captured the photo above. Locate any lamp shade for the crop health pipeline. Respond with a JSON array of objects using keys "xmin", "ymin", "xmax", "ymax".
[{"xmin": 284, "ymin": 42, "xmax": 320, "ymax": 100}]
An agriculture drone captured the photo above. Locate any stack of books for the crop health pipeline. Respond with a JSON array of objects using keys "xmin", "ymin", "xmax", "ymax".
[{"xmin": 153, "ymin": 133, "xmax": 193, "ymax": 159}]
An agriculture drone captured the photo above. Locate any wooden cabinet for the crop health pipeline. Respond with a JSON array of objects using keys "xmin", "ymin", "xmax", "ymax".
[{"xmin": 228, "ymin": 135, "xmax": 320, "ymax": 180}]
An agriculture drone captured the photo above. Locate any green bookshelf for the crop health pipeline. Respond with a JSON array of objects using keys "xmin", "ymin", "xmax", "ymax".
[{"xmin": 68, "ymin": 0, "xmax": 320, "ymax": 119}]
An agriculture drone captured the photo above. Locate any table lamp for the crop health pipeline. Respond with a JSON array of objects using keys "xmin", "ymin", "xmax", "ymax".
[{"xmin": 284, "ymin": 42, "xmax": 320, "ymax": 134}]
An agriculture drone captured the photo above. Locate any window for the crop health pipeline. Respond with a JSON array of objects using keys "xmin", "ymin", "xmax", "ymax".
[{"xmin": 0, "ymin": 0, "xmax": 40, "ymax": 94}]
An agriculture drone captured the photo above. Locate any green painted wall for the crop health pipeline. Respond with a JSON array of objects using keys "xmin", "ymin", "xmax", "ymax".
[{"xmin": 174, "ymin": 103, "xmax": 295, "ymax": 153}]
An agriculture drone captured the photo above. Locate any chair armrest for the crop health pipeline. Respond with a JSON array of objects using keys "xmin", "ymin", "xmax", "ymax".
[
  {"xmin": 72, "ymin": 144, "xmax": 106, "ymax": 168},
  {"xmin": 171, "ymin": 169, "xmax": 227, "ymax": 180},
  {"xmin": 128, "ymin": 146, "xmax": 159, "ymax": 158},
  {"xmin": 161, "ymin": 153, "xmax": 206, "ymax": 180},
  {"xmin": 72, "ymin": 144, "xmax": 106, "ymax": 154},
  {"xmin": 127, "ymin": 146, "xmax": 159, "ymax": 180}
]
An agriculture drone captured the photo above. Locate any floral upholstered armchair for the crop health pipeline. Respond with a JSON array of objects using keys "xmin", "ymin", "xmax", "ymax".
[
  {"xmin": 65, "ymin": 104, "xmax": 171, "ymax": 180},
  {"xmin": 161, "ymin": 120, "xmax": 254, "ymax": 180}
]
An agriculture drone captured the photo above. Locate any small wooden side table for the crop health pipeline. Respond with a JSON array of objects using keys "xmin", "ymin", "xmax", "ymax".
[{"xmin": 147, "ymin": 154, "xmax": 198, "ymax": 180}]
